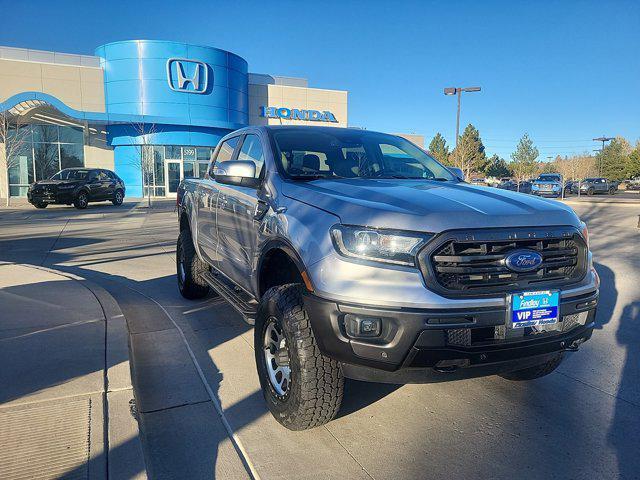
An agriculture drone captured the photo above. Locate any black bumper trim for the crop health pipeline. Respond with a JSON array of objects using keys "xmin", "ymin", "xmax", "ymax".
[{"xmin": 302, "ymin": 290, "xmax": 597, "ymax": 379}]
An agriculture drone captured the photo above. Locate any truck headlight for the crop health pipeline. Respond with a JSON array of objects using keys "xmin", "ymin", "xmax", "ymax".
[
  {"xmin": 580, "ymin": 221, "xmax": 589, "ymax": 248},
  {"xmin": 330, "ymin": 225, "xmax": 432, "ymax": 266}
]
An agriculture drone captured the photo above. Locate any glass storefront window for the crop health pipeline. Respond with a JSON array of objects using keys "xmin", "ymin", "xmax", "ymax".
[
  {"xmin": 198, "ymin": 162, "xmax": 208, "ymax": 178},
  {"xmin": 6, "ymin": 124, "xmax": 86, "ymax": 196},
  {"xmin": 183, "ymin": 161, "xmax": 196, "ymax": 179},
  {"xmin": 8, "ymin": 144, "xmax": 34, "ymax": 186},
  {"xmin": 32, "ymin": 124, "xmax": 59, "ymax": 143},
  {"xmin": 58, "ymin": 126, "xmax": 84, "ymax": 144},
  {"xmin": 60, "ymin": 143, "xmax": 84, "ymax": 169},
  {"xmin": 197, "ymin": 147, "xmax": 212, "ymax": 161},
  {"xmin": 34, "ymin": 143, "xmax": 60, "ymax": 181},
  {"xmin": 183, "ymin": 146, "xmax": 196, "ymax": 161},
  {"xmin": 165, "ymin": 146, "xmax": 181, "ymax": 160},
  {"xmin": 138, "ymin": 145, "xmax": 216, "ymax": 197}
]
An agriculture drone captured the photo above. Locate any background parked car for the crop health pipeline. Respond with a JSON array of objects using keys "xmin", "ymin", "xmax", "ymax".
[
  {"xmin": 27, "ymin": 168, "xmax": 126, "ymax": 209},
  {"xmin": 531, "ymin": 173, "xmax": 563, "ymax": 197},
  {"xmin": 625, "ymin": 178, "xmax": 640, "ymax": 191},
  {"xmin": 498, "ymin": 179, "xmax": 532, "ymax": 194},
  {"xmin": 571, "ymin": 177, "xmax": 617, "ymax": 196}
]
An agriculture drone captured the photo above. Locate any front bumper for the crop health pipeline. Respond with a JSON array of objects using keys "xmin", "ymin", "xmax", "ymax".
[
  {"xmin": 27, "ymin": 190, "xmax": 74, "ymax": 204},
  {"xmin": 532, "ymin": 189, "xmax": 561, "ymax": 197},
  {"xmin": 303, "ymin": 289, "xmax": 597, "ymax": 383}
]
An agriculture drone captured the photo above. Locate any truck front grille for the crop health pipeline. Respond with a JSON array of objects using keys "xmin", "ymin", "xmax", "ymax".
[{"xmin": 418, "ymin": 227, "xmax": 588, "ymax": 297}]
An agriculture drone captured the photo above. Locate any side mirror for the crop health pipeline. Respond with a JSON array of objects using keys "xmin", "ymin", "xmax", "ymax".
[
  {"xmin": 214, "ymin": 160, "xmax": 259, "ymax": 188},
  {"xmin": 447, "ymin": 167, "xmax": 465, "ymax": 181}
]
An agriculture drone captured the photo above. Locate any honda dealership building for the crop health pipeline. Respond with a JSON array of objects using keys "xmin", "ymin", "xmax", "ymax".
[{"xmin": 0, "ymin": 40, "xmax": 353, "ymax": 198}]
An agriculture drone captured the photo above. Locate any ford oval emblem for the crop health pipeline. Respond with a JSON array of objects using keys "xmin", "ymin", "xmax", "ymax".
[{"xmin": 505, "ymin": 250, "xmax": 543, "ymax": 272}]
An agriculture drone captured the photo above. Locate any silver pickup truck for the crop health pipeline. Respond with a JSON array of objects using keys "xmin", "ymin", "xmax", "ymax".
[{"xmin": 176, "ymin": 126, "xmax": 599, "ymax": 430}]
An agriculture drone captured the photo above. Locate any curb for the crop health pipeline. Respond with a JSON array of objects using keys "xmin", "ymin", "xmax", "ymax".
[{"xmin": 11, "ymin": 263, "xmax": 148, "ymax": 480}]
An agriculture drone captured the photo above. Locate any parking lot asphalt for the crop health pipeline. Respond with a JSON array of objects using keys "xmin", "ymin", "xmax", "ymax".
[{"xmin": 0, "ymin": 199, "xmax": 638, "ymax": 479}]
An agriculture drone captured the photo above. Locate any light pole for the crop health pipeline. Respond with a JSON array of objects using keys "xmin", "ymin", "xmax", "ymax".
[
  {"xmin": 444, "ymin": 86, "xmax": 481, "ymax": 148},
  {"xmin": 593, "ymin": 136, "xmax": 613, "ymax": 176}
]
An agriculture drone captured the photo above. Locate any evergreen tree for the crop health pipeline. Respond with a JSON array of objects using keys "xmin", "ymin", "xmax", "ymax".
[
  {"xmin": 628, "ymin": 142, "xmax": 640, "ymax": 179},
  {"xmin": 510, "ymin": 133, "xmax": 539, "ymax": 185},
  {"xmin": 598, "ymin": 137, "xmax": 632, "ymax": 181},
  {"xmin": 485, "ymin": 154, "xmax": 511, "ymax": 178},
  {"xmin": 451, "ymin": 124, "xmax": 488, "ymax": 177},
  {"xmin": 428, "ymin": 132, "xmax": 450, "ymax": 166}
]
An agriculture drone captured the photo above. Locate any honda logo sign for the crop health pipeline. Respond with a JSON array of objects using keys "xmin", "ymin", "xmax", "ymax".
[{"xmin": 166, "ymin": 58, "xmax": 209, "ymax": 94}]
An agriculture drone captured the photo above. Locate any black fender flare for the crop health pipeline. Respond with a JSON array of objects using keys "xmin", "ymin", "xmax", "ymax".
[{"xmin": 255, "ymin": 238, "xmax": 311, "ymax": 297}]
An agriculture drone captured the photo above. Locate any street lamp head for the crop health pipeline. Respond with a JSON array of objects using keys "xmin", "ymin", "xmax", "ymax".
[
  {"xmin": 444, "ymin": 87, "xmax": 457, "ymax": 96},
  {"xmin": 462, "ymin": 87, "xmax": 481, "ymax": 92}
]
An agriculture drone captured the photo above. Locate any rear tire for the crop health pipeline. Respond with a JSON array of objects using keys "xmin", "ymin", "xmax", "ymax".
[
  {"xmin": 255, "ymin": 284, "xmax": 344, "ymax": 430},
  {"xmin": 74, "ymin": 191, "xmax": 89, "ymax": 209},
  {"xmin": 112, "ymin": 189, "xmax": 124, "ymax": 205},
  {"xmin": 177, "ymin": 229, "xmax": 210, "ymax": 299},
  {"xmin": 608, "ymin": 187, "xmax": 616, "ymax": 195},
  {"xmin": 500, "ymin": 353, "xmax": 564, "ymax": 381},
  {"xmin": 34, "ymin": 202, "xmax": 48, "ymax": 209}
]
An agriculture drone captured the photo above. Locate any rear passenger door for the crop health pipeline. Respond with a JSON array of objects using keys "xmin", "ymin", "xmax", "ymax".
[
  {"xmin": 215, "ymin": 133, "xmax": 266, "ymax": 288},
  {"xmin": 104, "ymin": 170, "xmax": 118, "ymax": 198},
  {"xmin": 196, "ymin": 136, "xmax": 241, "ymax": 267}
]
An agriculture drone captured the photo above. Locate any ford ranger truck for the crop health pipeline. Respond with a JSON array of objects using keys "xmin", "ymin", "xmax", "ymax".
[{"xmin": 176, "ymin": 126, "xmax": 599, "ymax": 431}]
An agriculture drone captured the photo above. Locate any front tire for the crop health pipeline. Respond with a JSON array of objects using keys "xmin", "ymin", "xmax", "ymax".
[
  {"xmin": 255, "ymin": 284, "xmax": 344, "ymax": 430},
  {"xmin": 112, "ymin": 189, "xmax": 124, "ymax": 205},
  {"xmin": 587, "ymin": 187, "xmax": 595, "ymax": 196},
  {"xmin": 176, "ymin": 229, "xmax": 210, "ymax": 299},
  {"xmin": 608, "ymin": 187, "xmax": 616, "ymax": 195},
  {"xmin": 500, "ymin": 353, "xmax": 564, "ymax": 381},
  {"xmin": 74, "ymin": 191, "xmax": 89, "ymax": 209},
  {"xmin": 34, "ymin": 202, "xmax": 48, "ymax": 209}
]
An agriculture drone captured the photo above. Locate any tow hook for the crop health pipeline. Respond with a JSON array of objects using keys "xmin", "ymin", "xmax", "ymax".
[{"xmin": 562, "ymin": 339, "xmax": 583, "ymax": 352}]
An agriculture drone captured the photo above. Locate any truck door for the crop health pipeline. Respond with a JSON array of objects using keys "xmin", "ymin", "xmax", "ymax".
[
  {"xmin": 215, "ymin": 133, "xmax": 266, "ymax": 288},
  {"xmin": 196, "ymin": 136, "xmax": 241, "ymax": 267}
]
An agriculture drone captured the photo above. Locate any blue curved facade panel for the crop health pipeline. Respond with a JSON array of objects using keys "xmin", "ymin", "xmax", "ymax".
[
  {"xmin": 95, "ymin": 40, "xmax": 249, "ymax": 128},
  {"xmin": 91, "ymin": 40, "xmax": 249, "ymax": 196}
]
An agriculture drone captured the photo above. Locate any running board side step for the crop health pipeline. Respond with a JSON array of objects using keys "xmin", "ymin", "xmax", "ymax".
[{"xmin": 201, "ymin": 270, "xmax": 258, "ymax": 325}]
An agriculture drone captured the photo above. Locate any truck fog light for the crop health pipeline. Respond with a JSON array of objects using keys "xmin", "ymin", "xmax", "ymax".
[{"xmin": 344, "ymin": 314, "xmax": 382, "ymax": 338}]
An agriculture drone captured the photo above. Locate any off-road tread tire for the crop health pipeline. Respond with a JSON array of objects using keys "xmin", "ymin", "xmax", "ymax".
[
  {"xmin": 500, "ymin": 353, "xmax": 564, "ymax": 381},
  {"xmin": 177, "ymin": 229, "xmax": 210, "ymax": 299},
  {"xmin": 256, "ymin": 284, "xmax": 344, "ymax": 430}
]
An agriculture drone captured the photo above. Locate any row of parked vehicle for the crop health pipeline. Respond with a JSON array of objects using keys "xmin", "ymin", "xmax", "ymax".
[{"xmin": 485, "ymin": 174, "xmax": 621, "ymax": 198}]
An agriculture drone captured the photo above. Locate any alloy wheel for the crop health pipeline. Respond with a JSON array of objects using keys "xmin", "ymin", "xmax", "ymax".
[{"xmin": 263, "ymin": 317, "xmax": 291, "ymax": 397}]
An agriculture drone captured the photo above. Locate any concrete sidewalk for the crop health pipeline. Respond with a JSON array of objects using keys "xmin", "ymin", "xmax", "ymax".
[{"xmin": 0, "ymin": 263, "xmax": 146, "ymax": 480}]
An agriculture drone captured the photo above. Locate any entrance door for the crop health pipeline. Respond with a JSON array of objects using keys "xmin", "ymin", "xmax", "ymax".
[{"xmin": 165, "ymin": 161, "xmax": 181, "ymax": 197}]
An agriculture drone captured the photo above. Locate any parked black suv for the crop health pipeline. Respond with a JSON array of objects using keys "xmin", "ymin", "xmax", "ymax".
[{"xmin": 27, "ymin": 168, "xmax": 126, "ymax": 209}]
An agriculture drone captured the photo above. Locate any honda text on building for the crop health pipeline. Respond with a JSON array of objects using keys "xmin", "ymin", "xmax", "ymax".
[{"xmin": 176, "ymin": 126, "xmax": 599, "ymax": 431}]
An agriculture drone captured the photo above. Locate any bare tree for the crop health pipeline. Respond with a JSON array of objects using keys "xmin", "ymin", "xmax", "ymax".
[
  {"xmin": 0, "ymin": 111, "xmax": 30, "ymax": 206},
  {"xmin": 128, "ymin": 122, "xmax": 157, "ymax": 208}
]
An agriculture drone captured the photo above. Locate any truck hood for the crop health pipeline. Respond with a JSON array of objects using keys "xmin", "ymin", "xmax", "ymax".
[{"xmin": 281, "ymin": 179, "xmax": 580, "ymax": 232}]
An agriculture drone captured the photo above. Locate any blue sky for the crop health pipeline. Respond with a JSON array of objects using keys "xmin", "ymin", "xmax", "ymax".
[{"xmin": 0, "ymin": 0, "xmax": 638, "ymax": 160}]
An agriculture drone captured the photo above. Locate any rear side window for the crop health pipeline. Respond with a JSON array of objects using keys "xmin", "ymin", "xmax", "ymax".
[{"xmin": 237, "ymin": 134, "xmax": 265, "ymax": 178}]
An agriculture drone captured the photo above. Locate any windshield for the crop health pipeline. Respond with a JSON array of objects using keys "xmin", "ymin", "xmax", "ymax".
[
  {"xmin": 51, "ymin": 169, "xmax": 90, "ymax": 181},
  {"xmin": 271, "ymin": 129, "xmax": 456, "ymax": 181},
  {"xmin": 536, "ymin": 175, "xmax": 560, "ymax": 181}
]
